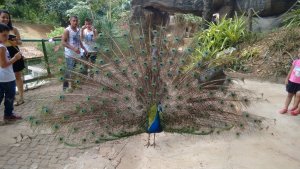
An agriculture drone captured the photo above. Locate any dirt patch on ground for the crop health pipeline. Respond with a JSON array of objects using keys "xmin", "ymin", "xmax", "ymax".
[
  {"xmin": 12, "ymin": 21, "xmax": 55, "ymax": 59},
  {"xmin": 14, "ymin": 21, "xmax": 54, "ymax": 39}
]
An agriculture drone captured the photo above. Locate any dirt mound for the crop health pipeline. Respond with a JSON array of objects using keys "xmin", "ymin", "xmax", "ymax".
[
  {"xmin": 12, "ymin": 21, "xmax": 54, "ymax": 58},
  {"xmin": 14, "ymin": 21, "xmax": 54, "ymax": 39},
  {"xmin": 239, "ymin": 28, "xmax": 300, "ymax": 79}
]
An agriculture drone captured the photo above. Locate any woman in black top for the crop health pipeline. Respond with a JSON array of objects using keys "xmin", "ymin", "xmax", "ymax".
[{"xmin": 0, "ymin": 10, "xmax": 25, "ymax": 106}]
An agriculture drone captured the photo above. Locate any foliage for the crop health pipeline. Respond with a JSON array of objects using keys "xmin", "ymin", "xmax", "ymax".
[
  {"xmin": 1, "ymin": 0, "xmax": 131, "ymax": 27},
  {"xmin": 174, "ymin": 14, "xmax": 202, "ymax": 25},
  {"xmin": 46, "ymin": 27, "xmax": 65, "ymax": 38},
  {"xmin": 66, "ymin": 1, "xmax": 92, "ymax": 25},
  {"xmin": 283, "ymin": 0, "xmax": 300, "ymax": 27},
  {"xmin": 0, "ymin": 0, "xmax": 78, "ymax": 25},
  {"xmin": 43, "ymin": 0, "xmax": 78, "ymax": 25},
  {"xmin": 192, "ymin": 15, "xmax": 247, "ymax": 65},
  {"xmin": 183, "ymin": 14, "xmax": 202, "ymax": 25},
  {"xmin": 210, "ymin": 47, "xmax": 260, "ymax": 72},
  {"xmin": 270, "ymin": 28, "xmax": 300, "ymax": 52}
]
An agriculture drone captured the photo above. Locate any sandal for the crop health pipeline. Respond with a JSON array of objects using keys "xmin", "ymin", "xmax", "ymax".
[
  {"xmin": 279, "ymin": 108, "xmax": 288, "ymax": 114},
  {"xmin": 289, "ymin": 107, "xmax": 298, "ymax": 112},
  {"xmin": 291, "ymin": 110, "xmax": 300, "ymax": 116},
  {"xmin": 14, "ymin": 99, "xmax": 24, "ymax": 106}
]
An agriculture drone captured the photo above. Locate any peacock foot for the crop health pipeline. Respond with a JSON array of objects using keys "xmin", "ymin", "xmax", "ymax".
[
  {"xmin": 144, "ymin": 141, "xmax": 150, "ymax": 148},
  {"xmin": 150, "ymin": 143, "xmax": 156, "ymax": 148}
]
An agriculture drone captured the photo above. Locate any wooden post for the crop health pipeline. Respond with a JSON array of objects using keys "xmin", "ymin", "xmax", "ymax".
[
  {"xmin": 247, "ymin": 9, "xmax": 253, "ymax": 32},
  {"xmin": 41, "ymin": 39, "xmax": 51, "ymax": 76}
]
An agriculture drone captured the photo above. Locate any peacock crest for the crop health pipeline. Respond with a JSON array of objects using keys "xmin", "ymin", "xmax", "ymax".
[{"xmin": 28, "ymin": 21, "xmax": 261, "ymax": 146}]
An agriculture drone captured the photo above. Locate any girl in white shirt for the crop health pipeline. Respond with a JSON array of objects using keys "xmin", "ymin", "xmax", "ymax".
[{"xmin": 0, "ymin": 23, "xmax": 22, "ymax": 121}]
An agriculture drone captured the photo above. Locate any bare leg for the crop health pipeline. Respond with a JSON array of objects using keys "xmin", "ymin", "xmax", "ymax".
[
  {"xmin": 291, "ymin": 99, "xmax": 300, "ymax": 116},
  {"xmin": 145, "ymin": 133, "xmax": 150, "ymax": 147},
  {"xmin": 280, "ymin": 93, "xmax": 294, "ymax": 113},
  {"xmin": 15, "ymin": 71, "xmax": 24, "ymax": 102},
  {"xmin": 291, "ymin": 91, "xmax": 300, "ymax": 110},
  {"xmin": 284, "ymin": 93, "xmax": 294, "ymax": 109}
]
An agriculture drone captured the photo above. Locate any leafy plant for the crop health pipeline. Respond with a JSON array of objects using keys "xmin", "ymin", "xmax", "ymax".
[
  {"xmin": 174, "ymin": 14, "xmax": 202, "ymax": 25},
  {"xmin": 192, "ymin": 15, "xmax": 247, "ymax": 65},
  {"xmin": 46, "ymin": 27, "xmax": 65, "ymax": 38},
  {"xmin": 184, "ymin": 14, "xmax": 202, "ymax": 25},
  {"xmin": 283, "ymin": 0, "xmax": 300, "ymax": 27},
  {"xmin": 66, "ymin": 1, "xmax": 92, "ymax": 25}
]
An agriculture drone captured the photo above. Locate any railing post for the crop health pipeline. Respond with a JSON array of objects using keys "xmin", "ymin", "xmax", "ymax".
[{"xmin": 41, "ymin": 39, "xmax": 51, "ymax": 76}]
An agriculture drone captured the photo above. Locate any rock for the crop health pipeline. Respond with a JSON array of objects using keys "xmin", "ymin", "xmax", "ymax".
[{"xmin": 216, "ymin": 47, "xmax": 237, "ymax": 58}]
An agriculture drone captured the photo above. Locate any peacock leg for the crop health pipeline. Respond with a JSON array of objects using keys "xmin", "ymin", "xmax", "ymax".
[
  {"xmin": 145, "ymin": 133, "xmax": 150, "ymax": 148},
  {"xmin": 151, "ymin": 134, "xmax": 156, "ymax": 147}
]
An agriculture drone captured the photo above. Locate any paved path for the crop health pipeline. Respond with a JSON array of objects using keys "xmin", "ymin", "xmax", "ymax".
[{"xmin": 0, "ymin": 81, "xmax": 88, "ymax": 169}]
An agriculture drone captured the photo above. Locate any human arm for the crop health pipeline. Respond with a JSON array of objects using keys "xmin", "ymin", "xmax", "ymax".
[
  {"xmin": 0, "ymin": 47, "xmax": 22, "ymax": 68},
  {"xmin": 285, "ymin": 65, "xmax": 294, "ymax": 85},
  {"xmin": 62, "ymin": 29, "xmax": 80, "ymax": 54},
  {"xmin": 80, "ymin": 40, "xmax": 87, "ymax": 54},
  {"xmin": 93, "ymin": 28, "xmax": 98, "ymax": 41}
]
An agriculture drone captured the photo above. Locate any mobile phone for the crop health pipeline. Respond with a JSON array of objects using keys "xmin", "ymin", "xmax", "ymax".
[{"xmin": 8, "ymin": 34, "xmax": 16, "ymax": 40}]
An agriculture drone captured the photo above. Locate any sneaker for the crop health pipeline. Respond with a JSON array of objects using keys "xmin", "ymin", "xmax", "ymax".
[
  {"xmin": 291, "ymin": 110, "xmax": 300, "ymax": 116},
  {"xmin": 4, "ymin": 114, "xmax": 22, "ymax": 122},
  {"xmin": 279, "ymin": 108, "xmax": 288, "ymax": 114}
]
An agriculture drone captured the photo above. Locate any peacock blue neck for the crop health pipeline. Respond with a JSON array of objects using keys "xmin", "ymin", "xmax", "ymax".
[{"xmin": 147, "ymin": 104, "xmax": 163, "ymax": 133}]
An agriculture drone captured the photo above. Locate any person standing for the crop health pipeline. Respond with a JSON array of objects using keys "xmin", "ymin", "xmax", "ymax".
[
  {"xmin": 0, "ymin": 23, "xmax": 23, "ymax": 121},
  {"xmin": 0, "ymin": 10, "xmax": 25, "ymax": 106},
  {"xmin": 80, "ymin": 18, "xmax": 98, "ymax": 63},
  {"xmin": 62, "ymin": 16, "xmax": 87, "ymax": 91}
]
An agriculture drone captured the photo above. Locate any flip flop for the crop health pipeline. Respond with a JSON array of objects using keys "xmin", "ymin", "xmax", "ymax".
[
  {"xmin": 289, "ymin": 107, "xmax": 298, "ymax": 111},
  {"xmin": 291, "ymin": 110, "xmax": 300, "ymax": 116}
]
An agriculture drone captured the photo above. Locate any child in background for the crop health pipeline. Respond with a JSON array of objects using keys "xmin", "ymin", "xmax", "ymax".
[
  {"xmin": 80, "ymin": 18, "xmax": 98, "ymax": 77},
  {"xmin": 279, "ymin": 49, "xmax": 300, "ymax": 115},
  {"xmin": 80, "ymin": 18, "xmax": 98, "ymax": 64},
  {"xmin": 0, "ymin": 23, "xmax": 22, "ymax": 121}
]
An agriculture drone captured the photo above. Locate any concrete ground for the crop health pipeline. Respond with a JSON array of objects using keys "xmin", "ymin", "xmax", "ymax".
[{"xmin": 0, "ymin": 79, "xmax": 299, "ymax": 169}]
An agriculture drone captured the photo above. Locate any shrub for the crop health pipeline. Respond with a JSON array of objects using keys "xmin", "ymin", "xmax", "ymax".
[{"xmin": 192, "ymin": 15, "xmax": 247, "ymax": 64}]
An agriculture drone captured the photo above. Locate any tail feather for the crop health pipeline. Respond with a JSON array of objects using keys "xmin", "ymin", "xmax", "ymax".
[{"xmin": 30, "ymin": 20, "xmax": 262, "ymax": 145}]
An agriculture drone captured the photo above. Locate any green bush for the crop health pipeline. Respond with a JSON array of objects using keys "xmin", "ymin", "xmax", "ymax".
[
  {"xmin": 66, "ymin": 1, "xmax": 92, "ymax": 26},
  {"xmin": 47, "ymin": 27, "xmax": 65, "ymax": 38},
  {"xmin": 192, "ymin": 15, "xmax": 247, "ymax": 65},
  {"xmin": 283, "ymin": 0, "xmax": 300, "ymax": 27}
]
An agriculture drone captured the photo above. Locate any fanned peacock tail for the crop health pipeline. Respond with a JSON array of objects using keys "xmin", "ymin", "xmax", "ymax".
[{"xmin": 29, "ymin": 21, "xmax": 261, "ymax": 145}]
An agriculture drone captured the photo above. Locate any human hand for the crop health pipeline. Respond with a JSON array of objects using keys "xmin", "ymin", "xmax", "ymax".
[
  {"xmin": 82, "ymin": 25, "xmax": 87, "ymax": 30},
  {"xmin": 285, "ymin": 79, "xmax": 289, "ymax": 85},
  {"xmin": 74, "ymin": 48, "xmax": 80, "ymax": 54},
  {"xmin": 13, "ymin": 52, "xmax": 22, "ymax": 60}
]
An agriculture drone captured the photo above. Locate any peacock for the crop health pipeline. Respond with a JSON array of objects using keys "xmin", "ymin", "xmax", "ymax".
[{"xmin": 28, "ymin": 20, "xmax": 261, "ymax": 147}]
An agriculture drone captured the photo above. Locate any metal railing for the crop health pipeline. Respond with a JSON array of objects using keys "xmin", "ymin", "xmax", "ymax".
[{"xmin": 21, "ymin": 38, "xmax": 61, "ymax": 83}]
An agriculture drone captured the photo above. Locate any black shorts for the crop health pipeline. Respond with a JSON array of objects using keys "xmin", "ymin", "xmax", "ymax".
[
  {"xmin": 286, "ymin": 80, "xmax": 300, "ymax": 94},
  {"xmin": 7, "ymin": 46, "xmax": 25, "ymax": 72}
]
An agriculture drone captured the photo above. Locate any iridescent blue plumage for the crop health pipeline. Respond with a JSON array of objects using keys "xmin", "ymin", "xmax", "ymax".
[{"xmin": 147, "ymin": 104, "xmax": 163, "ymax": 133}]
